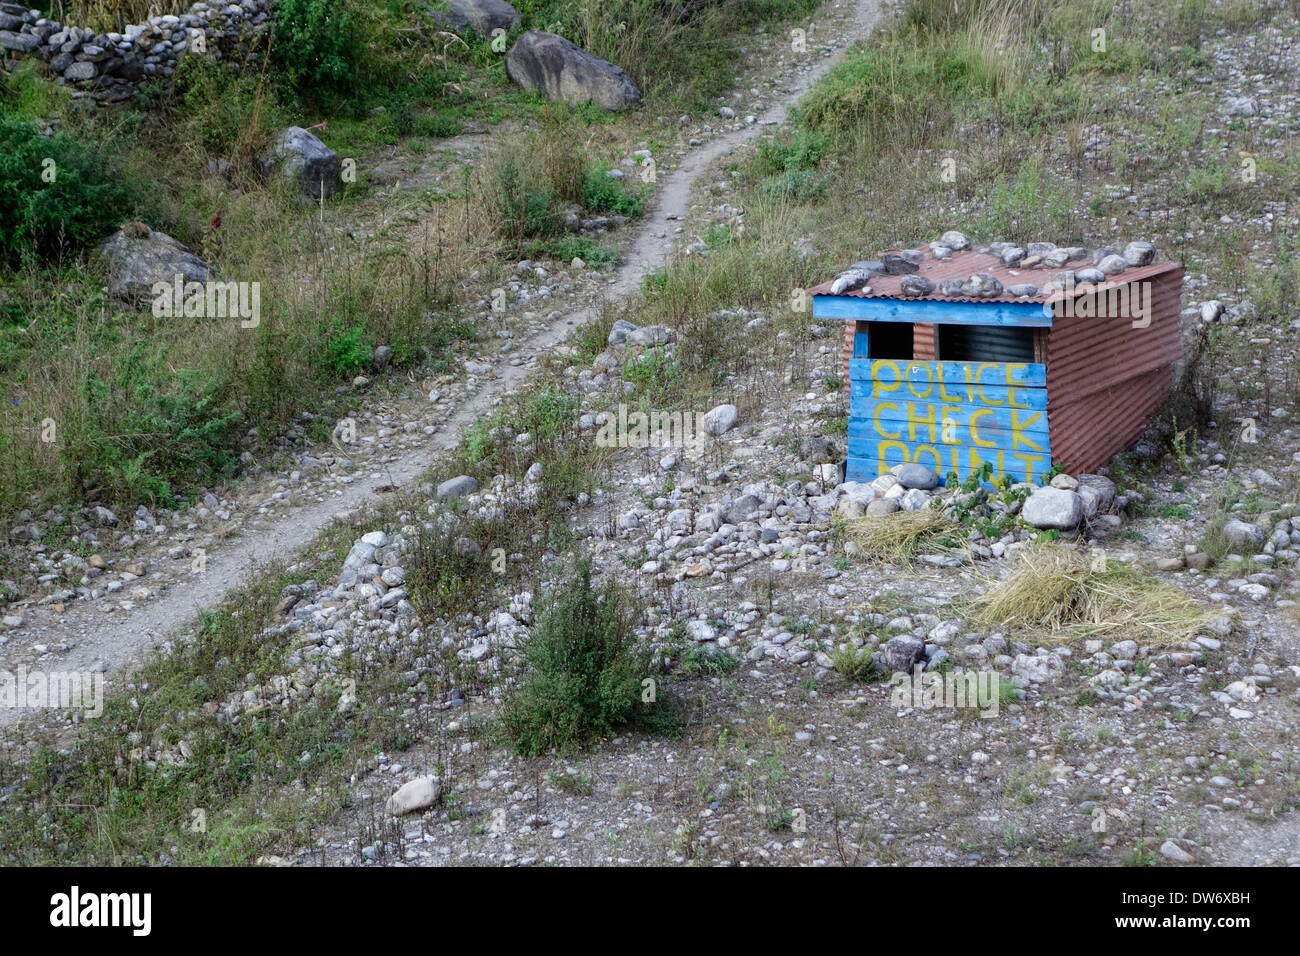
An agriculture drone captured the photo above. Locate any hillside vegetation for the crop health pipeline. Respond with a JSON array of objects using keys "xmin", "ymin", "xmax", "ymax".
[
  {"xmin": 1, "ymin": 0, "xmax": 1298, "ymax": 867},
  {"xmin": 0, "ymin": 0, "xmax": 817, "ymax": 586}
]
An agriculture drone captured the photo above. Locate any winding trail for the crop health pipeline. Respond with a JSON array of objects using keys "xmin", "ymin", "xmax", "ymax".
[{"xmin": 1, "ymin": 0, "xmax": 882, "ymax": 730}]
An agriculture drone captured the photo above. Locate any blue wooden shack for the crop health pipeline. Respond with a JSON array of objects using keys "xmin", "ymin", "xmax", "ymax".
[{"xmin": 808, "ymin": 242, "xmax": 1184, "ymax": 486}]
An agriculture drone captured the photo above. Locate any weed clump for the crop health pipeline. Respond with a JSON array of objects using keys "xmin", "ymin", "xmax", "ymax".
[
  {"xmin": 501, "ymin": 561, "xmax": 674, "ymax": 756},
  {"xmin": 831, "ymin": 644, "xmax": 879, "ymax": 682}
]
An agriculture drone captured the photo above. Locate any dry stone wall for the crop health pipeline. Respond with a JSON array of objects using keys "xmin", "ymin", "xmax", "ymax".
[{"xmin": 0, "ymin": 0, "xmax": 270, "ymax": 104}]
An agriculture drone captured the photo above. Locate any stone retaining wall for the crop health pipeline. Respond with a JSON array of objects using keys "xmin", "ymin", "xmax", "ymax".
[{"xmin": 0, "ymin": 0, "xmax": 269, "ymax": 104}]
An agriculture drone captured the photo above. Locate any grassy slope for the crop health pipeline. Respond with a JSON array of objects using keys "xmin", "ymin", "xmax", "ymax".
[{"xmin": 0, "ymin": 0, "xmax": 818, "ymax": 587}]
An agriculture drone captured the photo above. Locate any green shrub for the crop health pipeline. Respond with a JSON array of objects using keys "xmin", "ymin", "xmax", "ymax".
[
  {"xmin": 976, "ymin": 154, "xmax": 1073, "ymax": 242},
  {"xmin": 677, "ymin": 644, "xmax": 739, "ymax": 677},
  {"xmin": 528, "ymin": 235, "xmax": 619, "ymax": 268},
  {"xmin": 408, "ymin": 512, "xmax": 499, "ymax": 621},
  {"xmin": 581, "ymin": 162, "xmax": 647, "ymax": 217},
  {"xmin": 171, "ymin": 54, "xmax": 288, "ymax": 156},
  {"xmin": 71, "ymin": 344, "xmax": 242, "ymax": 507},
  {"xmin": 270, "ymin": 0, "xmax": 359, "ymax": 99},
  {"xmin": 0, "ymin": 117, "xmax": 139, "ymax": 266},
  {"xmin": 754, "ymin": 129, "xmax": 828, "ymax": 176},
  {"xmin": 321, "ymin": 319, "xmax": 373, "ymax": 376},
  {"xmin": 623, "ymin": 352, "xmax": 682, "ymax": 403},
  {"xmin": 831, "ymin": 645, "xmax": 880, "ymax": 682},
  {"xmin": 501, "ymin": 561, "xmax": 669, "ymax": 756},
  {"xmin": 518, "ymin": 387, "xmax": 579, "ymax": 442},
  {"xmin": 702, "ymin": 222, "xmax": 736, "ymax": 249},
  {"xmin": 484, "ymin": 151, "xmax": 564, "ymax": 243}
]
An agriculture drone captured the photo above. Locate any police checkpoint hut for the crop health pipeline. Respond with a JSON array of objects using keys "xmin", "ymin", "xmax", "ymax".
[{"xmin": 807, "ymin": 233, "xmax": 1183, "ymax": 486}]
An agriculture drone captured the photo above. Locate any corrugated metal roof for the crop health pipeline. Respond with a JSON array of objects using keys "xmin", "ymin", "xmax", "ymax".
[{"xmin": 807, "ymin": 246, "xmax": 1182, "ymax": 307}]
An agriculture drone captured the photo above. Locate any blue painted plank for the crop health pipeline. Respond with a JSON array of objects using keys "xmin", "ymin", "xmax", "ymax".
[
  {"xmin": 846, "ymin": 456, "xmax": 894, "ymax": 483},
  {"xmin": 848, "ymin": 426, "xmax": 1049, "ymax": 459},
  {"xmin": 852, "ymin": 328, "xmax": 870, "ymax": 359},
  {"xmin": 851, "ymin": 385, "xmax": 1047, "ymax": 416},
  {"xmin": 852, "ymin": 383, "xmax": 1046, "ymax": 409},
  {"xmin": 847, "ymin": 456, "xmax": 1020, "ymax": 487},
  {"xmin": 847, "ymin": 437, "xmax": 1052, "ymax": 485},
  {"xmin": 814, "ymin": 295, "xmax": 1052, "ymax": 327},
  {"xmin": 849, "ymin": 358, "xmax": 1046, "ymax": 389},
  {"xmin": 849, "ymin": 401, "xmax": 1050, "ymax": 441},
  {"xmin": 849, "ymin": 359, "xmax": 1047, "ymax": 412}
]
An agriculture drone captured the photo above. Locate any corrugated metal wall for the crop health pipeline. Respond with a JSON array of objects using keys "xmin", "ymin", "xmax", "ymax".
[
  {"xmin": 1045, "ymin": 268, "xmax": 1184, "ymax": 472},
  {"xmin": 913, "ymin": 323, "xmax": 935, "ymax": 361},
  {"xmin": 841, "ymin": 319, "xmax": 856, "ymax": 390}
]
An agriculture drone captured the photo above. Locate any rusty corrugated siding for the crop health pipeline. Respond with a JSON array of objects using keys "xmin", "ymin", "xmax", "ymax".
[
  {"xmin": 841, "ymin": 318, "xmax": 855, "ymax": 392},
  {"xmin": 1047, "ymin": 368, "xmax": 1174, "ymax": 473},
  {"xmin": 913, "ymin": 323, "xmax": 935, "ymax": 360},
  {"xmin": 1046, "ymin": 267, "xmax": 1184, "ymax": 471}
]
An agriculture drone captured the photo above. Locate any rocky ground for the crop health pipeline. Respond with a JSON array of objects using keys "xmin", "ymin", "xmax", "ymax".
[
  {"xmin": 276, "ymin": 299, "xmax": 1299, "ymax": 866},
  {"xmin": 4, "ymin": 0, "xmax": 1299, "ymax": 867}
]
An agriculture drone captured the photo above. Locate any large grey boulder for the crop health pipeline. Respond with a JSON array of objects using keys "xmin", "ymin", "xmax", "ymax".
[
  {"xmin": 98, "ymin": 223, "xmax": 212, "ymax": 304},
  {"xmin": 725, "ymin": 493, "xmax": 761, "ymax": 525},
  {"xmin": 702, "ymin": 404, "xmax": 739, "ymax": 436},
  {"xmin": 259, "ymin": 126, "xmax": 341, "ymax": 199},
  {"xmin": 505, "ymin": 31, "xmax": 641, "ymax": 111},
  {"xmin": 626, "ymin": 325, "xmax": 669, "ymax": 347},
  {"xmin": 1074, "ymin": 474, "xmax": 1117, "ymax": 519},
  {"xmin": 881, "ymin": 635, "xmax": 925, "ymax": 675},
  {"xmin": 893, "ymin": 463, "xmax": 939, "ymax": 490},
  {"xmin": 437, "ymin": 475, "xmax": 478, "ymax": 500},
  {"xmin": 385, "ymin": 775, "xmax": 441, "ymax": 816},
  {"xmin": 1223, "ymin": 519, "xmax": 1263, "ymax": 551},
  {"xmin": 1021, "ymin": 486, "xmax": 1083, "ymax": 530},
  {"xmin": 431, "ymin": 0, "xmax": 520, "ymax": 37},
  {"xmin": 607, "ymin": 319, "xmax": 638, "ymax": 346}
]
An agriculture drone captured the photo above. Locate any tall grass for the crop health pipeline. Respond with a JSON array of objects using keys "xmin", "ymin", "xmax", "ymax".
[
  {"xmin": 39, "ymin": 0, "xmax": 189, "ymax": 32},
  {"xmin": 0, "ymin": 184, "xmax": 473, "ymax": 521},
  {"xmin": 797, "ymin": 0, "xmax": 1032, "ymax": 146}
]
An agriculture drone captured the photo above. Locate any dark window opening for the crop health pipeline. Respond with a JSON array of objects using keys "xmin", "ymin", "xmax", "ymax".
[
  {"xmin": 937, "ymin": 324, "xmax": 1035, "ymax": 363},
  {"xmin": 866, "ymin": 321, "xmax": 913, "ymax": 360}
]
